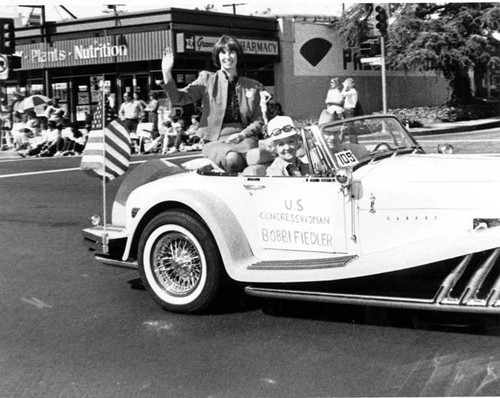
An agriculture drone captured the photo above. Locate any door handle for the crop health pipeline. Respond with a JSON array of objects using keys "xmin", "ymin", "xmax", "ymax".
[{"xmin": 243, "ymin": 184, "xmax": 266, "ymax": 190}]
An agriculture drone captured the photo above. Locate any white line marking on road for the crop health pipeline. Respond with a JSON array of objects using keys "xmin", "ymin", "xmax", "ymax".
[
  {"xmin": 0, "ymin": 154, "xmax": 199, "ymax": 179},
  {"xmin": 418, "ymin": 138, "xmax": 500, "ymax": 142},
  {"xmin": 22, "ymin": 297, "xmax": 53, "ymax": 309}
]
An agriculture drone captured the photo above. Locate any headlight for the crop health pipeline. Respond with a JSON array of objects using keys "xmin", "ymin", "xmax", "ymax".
[{"xmin": 437, "ymin": 143, "xmax": 454, "ymax": 154}]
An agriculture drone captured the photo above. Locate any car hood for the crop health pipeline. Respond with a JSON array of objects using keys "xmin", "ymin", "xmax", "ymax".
[
  {"xmin": 355, "ymin": 154, "xmax": 500, "ymax": 212},
  {"xmin": 355, "ymin": 154, "xmax": 500, "ymax": 183}
]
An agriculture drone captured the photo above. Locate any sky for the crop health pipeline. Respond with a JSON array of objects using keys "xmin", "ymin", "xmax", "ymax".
[{"xmin": 0, "ymin": 1, "xmax": 347, "ymax": 23}]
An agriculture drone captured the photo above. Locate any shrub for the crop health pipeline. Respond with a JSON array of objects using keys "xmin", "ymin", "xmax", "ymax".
[{"xmin": 382, "ymin": 101, "xmax": 499, "ymax": 127}]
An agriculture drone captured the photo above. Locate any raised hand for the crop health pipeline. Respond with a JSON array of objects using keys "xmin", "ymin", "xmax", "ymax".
[{"xmin": 162, "ymin": 47, "xmax": 175, "ymax": 81}]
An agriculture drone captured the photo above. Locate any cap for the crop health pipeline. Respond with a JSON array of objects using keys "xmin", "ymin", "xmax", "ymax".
[{"xmin": 267, "ymin": 116, "xmax": 297, "ymax": 142}]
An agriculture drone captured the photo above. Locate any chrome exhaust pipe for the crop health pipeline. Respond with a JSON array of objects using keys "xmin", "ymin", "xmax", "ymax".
[{"xmin": 460, "ymin": 248, "xmax": 500, "ymax": 305}]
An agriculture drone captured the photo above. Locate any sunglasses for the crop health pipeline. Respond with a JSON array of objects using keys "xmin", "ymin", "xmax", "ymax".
[{"xmin": 270, "ymin": 125, "xmax": 297, "ymax": 137}]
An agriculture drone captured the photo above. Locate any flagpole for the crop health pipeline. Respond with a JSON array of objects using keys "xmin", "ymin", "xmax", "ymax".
[{"xmin": 101, "ymin": 76, "xmax": 108, "ymax": 253}]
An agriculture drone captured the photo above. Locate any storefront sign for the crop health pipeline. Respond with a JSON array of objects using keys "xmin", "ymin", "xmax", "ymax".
[
  {"xmin": 16, "ymin": 30, "xmax": 170, "ymax": 70},
  {"xmin": 176, "ymin": 33, "xmax": 279, "ymax": 56},
  {"xmin": 30, "ymin": 42, "xmax": 128, "ymax": 63}
]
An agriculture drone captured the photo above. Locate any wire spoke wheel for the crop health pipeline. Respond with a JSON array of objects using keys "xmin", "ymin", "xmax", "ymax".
[
  {"xmin": 138, "ymin": 211, "xmax": 224, "ymax": 313},
  {"xmin": 153, "ymin": 231, "xmax": 202, "ymax": 296}
]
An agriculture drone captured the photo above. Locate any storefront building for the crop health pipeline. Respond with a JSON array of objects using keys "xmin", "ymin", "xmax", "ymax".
[
  {"xmin": 6, "ymin": 8, "xmax": 494, "ymax": 125},
  {"xmin": 275, "ymin": 18, "xmax": 451, "ymax": 120},
  {"xmin": 5, "ymin": 8, "xmax": 279, "ymax": 124}
]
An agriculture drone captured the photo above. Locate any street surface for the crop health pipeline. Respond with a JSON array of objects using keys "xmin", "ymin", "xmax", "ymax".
[{"xmin": 1, "ymin": 128, "xmax": 500, "ymax": 397}]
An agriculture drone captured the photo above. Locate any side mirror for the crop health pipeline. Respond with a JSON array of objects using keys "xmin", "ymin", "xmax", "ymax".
[{"xmin": 437, "ymin": 143, "xmax": 454, "ymax": 154}]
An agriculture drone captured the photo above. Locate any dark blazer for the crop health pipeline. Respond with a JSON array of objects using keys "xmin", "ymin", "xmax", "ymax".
[{"xmin": 162, "ymin": 70, "xmax": 263, "ymax": 141}]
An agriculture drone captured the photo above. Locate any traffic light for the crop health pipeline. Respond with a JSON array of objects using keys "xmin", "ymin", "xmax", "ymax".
[
  {"xmin": 375, "ymin": 6, "xmax": 388, "ymax": 36},
  {"xmin": 0, "ymin": 18, "xmax": 15, "ymax": 54}
]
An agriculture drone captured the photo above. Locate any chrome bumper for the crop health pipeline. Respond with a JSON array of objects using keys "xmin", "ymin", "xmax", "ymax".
[{"xmin": 82, "ymin": 225, "xmax": 138, "ymax": 269}]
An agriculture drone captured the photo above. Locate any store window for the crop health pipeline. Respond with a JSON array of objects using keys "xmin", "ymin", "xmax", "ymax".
[
  {"xmin": 244, "ymin": 61, "xmax": 275, "ymax": 87},
  {"xmin": 51, "ymin": 81, "xmax": 70, "ymax": 117},
  {"xmin": 25, "ymin": 78, "xmax": 44, "ymax": 97}
]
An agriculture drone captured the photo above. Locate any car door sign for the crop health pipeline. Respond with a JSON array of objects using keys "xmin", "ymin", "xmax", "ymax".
[{"xmin": 258, "ymin": 196, "xmax": 335, "ymax": 253}]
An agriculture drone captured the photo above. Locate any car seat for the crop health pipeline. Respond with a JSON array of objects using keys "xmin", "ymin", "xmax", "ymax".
[{"xmin": 242, "ymin": 142, "xmax": 275, "ymax": 176}]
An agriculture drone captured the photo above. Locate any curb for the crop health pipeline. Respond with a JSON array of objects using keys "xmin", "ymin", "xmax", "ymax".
[{"xmin": 410, "ymin": 118, "xmax": 500, "ymax": 136}]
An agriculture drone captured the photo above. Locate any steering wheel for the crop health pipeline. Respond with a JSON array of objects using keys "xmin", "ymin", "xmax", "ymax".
[{"xmin": 373, "ymin": 142, "xmax": 393, "ymax": 152}]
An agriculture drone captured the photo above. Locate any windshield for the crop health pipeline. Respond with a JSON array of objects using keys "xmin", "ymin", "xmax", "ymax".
[
  {"xmin": 302, "ymin": 116, "xmax": 423, "ymax": 176},
  {"xmin": 321, "ymin": 116, "xmax": 421, "ymax": 158}
]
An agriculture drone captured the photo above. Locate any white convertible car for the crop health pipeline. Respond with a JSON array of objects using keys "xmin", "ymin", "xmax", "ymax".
[{"xmin": 83, "ymin": 115, "xmax": 500, "ymax": 314}]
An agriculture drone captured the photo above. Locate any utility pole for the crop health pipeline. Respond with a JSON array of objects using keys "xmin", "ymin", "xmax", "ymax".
[
  {"xmin": 380, "ymin": 35, "xmax": 387, "ymax": 113},
  {"xmin": 374, "ymin": 5, "xmax": 388, "ymax": 113},
  {"xmin": 222, "ymin": 3, "xmax": 246, "ymax": 14}
]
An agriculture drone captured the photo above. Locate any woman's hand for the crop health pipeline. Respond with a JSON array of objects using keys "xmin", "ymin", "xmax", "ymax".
[
  {"xmin": 161, "ymin": 47, "xmax": 175, "ymax": 82},
  {"xmin": 225, "ymin": 133, "xmax": 242, "ymax": 144}
]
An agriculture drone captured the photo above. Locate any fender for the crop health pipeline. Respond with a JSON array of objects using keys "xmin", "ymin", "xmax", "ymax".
[{"xmin": 121, "ymin": 187, "xmax": 259, "ymax": 281}]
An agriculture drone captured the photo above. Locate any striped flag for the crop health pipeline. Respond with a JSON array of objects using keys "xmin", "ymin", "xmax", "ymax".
[{"xmin": 80, "ymin": 96, "xmax": 131, "ymax": 182}]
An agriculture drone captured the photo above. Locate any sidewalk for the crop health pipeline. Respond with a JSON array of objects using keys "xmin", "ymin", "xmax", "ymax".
[
  {"xmin": 409, "ymin": 116, "xmax": 500, "ymax": 136},
  {"xmin": 2, "ymin": 116, "xmax": 500, "ymax": 160}
]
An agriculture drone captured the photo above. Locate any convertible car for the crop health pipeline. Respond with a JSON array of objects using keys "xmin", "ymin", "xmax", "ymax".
[{"xmin": 83, "ymin": 115, "xmax": 500, "ymax": 314}]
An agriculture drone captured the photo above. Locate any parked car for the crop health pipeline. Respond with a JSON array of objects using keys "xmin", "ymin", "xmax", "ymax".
[{"xmin": 83, "ymin": 115, "xmax": 500, "ymax": 315}]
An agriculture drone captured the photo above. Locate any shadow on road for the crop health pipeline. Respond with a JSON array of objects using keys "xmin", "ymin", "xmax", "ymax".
[{"xmin": 260, "ymin": 299, "xmax": 500, "ymax": 336}]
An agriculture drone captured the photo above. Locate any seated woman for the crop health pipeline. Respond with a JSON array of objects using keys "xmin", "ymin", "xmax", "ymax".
[
  {"xmin": 160, "ymin": 35, "xmax": 263, "ymax": 172},
  {"xmin": 266, "ymin": 116, "xmax": 310, "ymax": 177}
]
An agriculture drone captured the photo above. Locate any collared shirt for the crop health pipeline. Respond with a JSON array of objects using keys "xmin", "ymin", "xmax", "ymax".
[
  {"xmin": 222, "ymin": 72, "xmax": 242, "ymax": 124},
  {"xmin": 119, "ymin": 100, "xmax": 142, "ymax": 120},
  {"xmin": 266, "ymin": 156, "xmax": 310, "ymax": 177}
]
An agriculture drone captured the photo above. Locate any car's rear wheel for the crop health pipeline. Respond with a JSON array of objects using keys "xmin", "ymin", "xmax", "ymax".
[{"xmin": 138, "ymin": 210, "xmax": 224, "ymax": 313}]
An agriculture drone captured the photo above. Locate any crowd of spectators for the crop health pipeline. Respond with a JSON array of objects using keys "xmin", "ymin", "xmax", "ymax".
[
  {"xmin": 0, "ymin": 90, "xmax": 284, "ymax": 159},
  {"xmin": 0, "ymin": 95, "xmax": 89, "ymax": 158}
]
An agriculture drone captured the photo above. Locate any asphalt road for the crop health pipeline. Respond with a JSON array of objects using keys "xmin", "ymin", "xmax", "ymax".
[{"xmin": 1, "ymin": 135, "xmax": 500, "ymax": 398}]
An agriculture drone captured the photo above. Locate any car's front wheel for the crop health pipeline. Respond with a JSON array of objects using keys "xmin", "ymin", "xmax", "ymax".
[{"xmin": 138, "ymin": 210, "xmax": 224, "ymax": 313}]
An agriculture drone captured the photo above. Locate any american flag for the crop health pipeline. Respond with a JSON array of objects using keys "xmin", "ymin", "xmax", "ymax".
[
  {"xmin": 80, "ymin": 95, "xmax": 131, "ymax": 182},
  {"xmin": 91, "ymin": 95, "xmax": 117, "ymax": 130}
]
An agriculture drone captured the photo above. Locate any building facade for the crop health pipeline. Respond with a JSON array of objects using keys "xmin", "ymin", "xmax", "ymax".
[
  {"xmin": 6, "ymin": 8, "xmax": 487, "ymax": 125},
  {"xmin": 5, "ymin": 8, "xmax": 279, "ymax": 124},
  {"xmin": 275, "ymin": 18, "xmax": 450, "ymax": 120}
]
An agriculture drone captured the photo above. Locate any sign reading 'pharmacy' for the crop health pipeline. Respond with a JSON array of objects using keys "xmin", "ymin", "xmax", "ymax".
[{"xmin": 176, "ymin": 33, "xmax": 279, "ymax": 56}]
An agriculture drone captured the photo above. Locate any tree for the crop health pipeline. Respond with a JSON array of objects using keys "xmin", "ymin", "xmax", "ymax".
[{"xmin": 333, "ymin": 3, "xmax": 500, "ymax": 104}]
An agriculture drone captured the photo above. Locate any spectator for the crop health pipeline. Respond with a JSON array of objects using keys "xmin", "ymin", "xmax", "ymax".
[
  {"xmin": 119, "ymin": 92, "xmax": 142, "ymax": 133},
  {"xmin": 267, "ymin": 102, "xmax": 283, "ymax": 123},
  {"xmin": 60, "ymin": 119, "xmax": 84, "ymax": 155},
  {"xmin": 161, "ymin": 120, "xmax": 175, "ymax": 154},
  {"xmin": 325, "ymin": 77, "xmax": 344, "ymax": 120},
  {"xmin": 44, "ymin": 98, "xmax": 63, "ymax": 123},
  {"xmin": 144, "ymin": 92, "xmax": 160, "ymax": 138},
  {"xmin": 184, "ymin": 114, "xmax": 202, "ymax": 150},
  {"xmin": 161, "ymin": 35, "xmax": 264, "ymax": 172},
  {"xmin": 11, "ymin": 112, "xmax": 29, "ymax": 150},
  {"xmin": 167, "ymin": 116, "xmax": 188, "ymax": 153},
  {"xmin": 341, "ymin": 78, "xmax": 358, "ymax": 119},
  {"xmin": 260, "ymin": 88, "xmax": 272, "ymax": 125},
  {"xmin": 133, "ymin": 92, "xmax": 148, "ymax": 122},
  {"xmin": 10, "ymin": 91, "xmax": 24, "ymax": 116},
  {"xmin": 24, "ymin": 119, "xmax": 63, "ymax": 157},
  {"xmin": 1, "ymin": 96, "xmax": 13, "ymax": 148}
]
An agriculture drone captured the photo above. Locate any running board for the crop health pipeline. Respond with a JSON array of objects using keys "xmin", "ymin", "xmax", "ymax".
[
  {"xmin": 246, "ymin": 248, "xmax": 500, "ymax": 314},
  {"xmin": 244, "ymin": 286, "xmax": 500, "ymax": 314}
]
